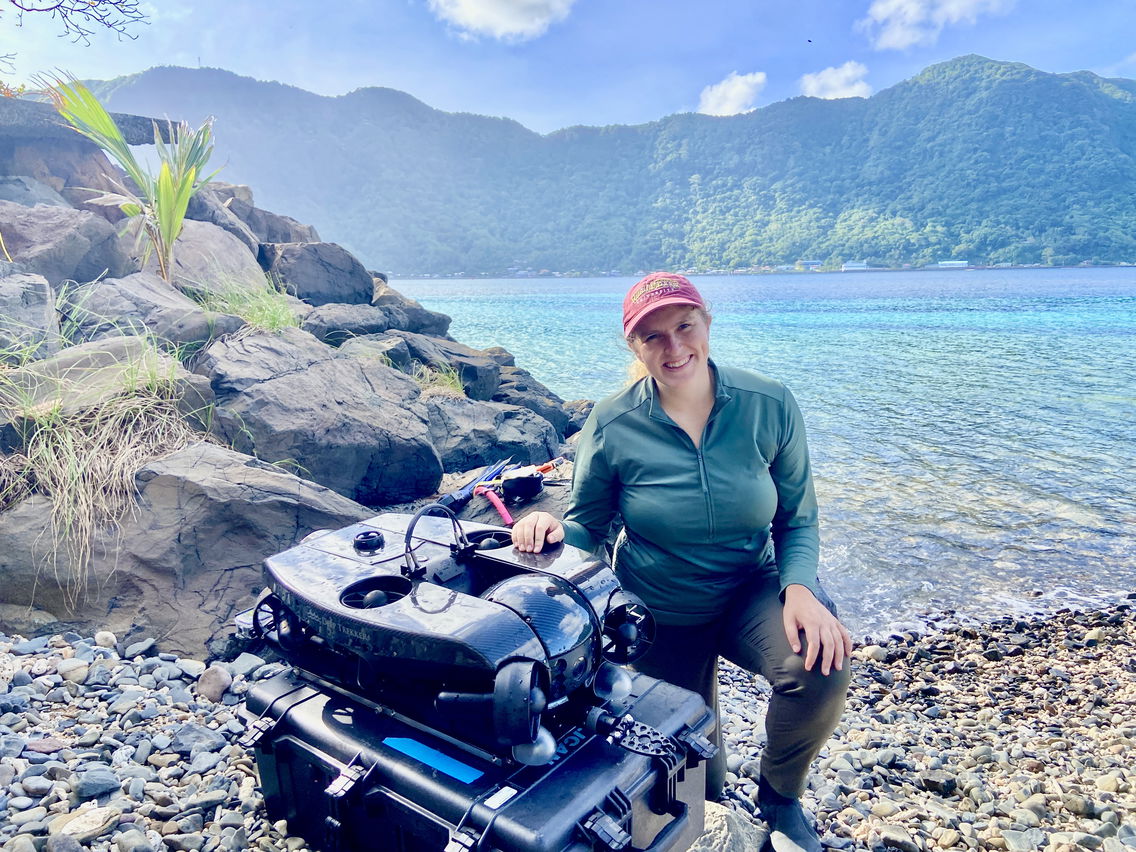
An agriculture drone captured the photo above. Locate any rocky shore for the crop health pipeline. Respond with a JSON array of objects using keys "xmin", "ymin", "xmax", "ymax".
[{"xmin": 2, "ymin": 603, "xmax": 1133, "ymax": 851}]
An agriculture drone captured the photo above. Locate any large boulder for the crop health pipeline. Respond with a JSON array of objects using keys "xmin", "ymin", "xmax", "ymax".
[
  {"xmin": 423, "ymin": 396, "xmax": 560, "ymax": 472},
  {"xmin": 0, "ymin": 176, "xmax": 71, "ymax": 208},
  {"xmin": 185, "ymin": 186, "xmax": 260, "ymax": 254},
  {"xmin": 59, "ymin": 271, "xmax": 245, "ymax": 352},
  {"xmin": 0, "ymin": 335, "xmax": 214, "ymax": 452},
  {"xmin": 0, "ymin": 444, "xmax": 372, "ymax": 656},
  {"xmin": 336, "ymin": 334, "xmax": 412, "ymax": 371},
  {"xmin": 194, "ymin": 327, "xmax": 442, "ymax": 505},
  {"xmin": 0, "ymin": 200, "xmax": 135, "ymax": 286},
  {"xmin": 300, "ymin": 303, "xmax": 393, "ymax": 346},
  {"xmin": 151, "ymin": 219, "xmax": 267, "ymax": 297},
  {"xmin": 492, "ymin": 366, "xmax": 570, "ymax": 438},
  {"xmin": 371, "ymin": 280, "xmax": 451, "ymax": 336},
  {"xmin": 113, "ymin": 443, "xmax": 372, "ymax": 655},
  {"xmin": 385, "ymin": 330, "xmax": 501, "ymax": 401},
  {"xmin": 563, "ymin": 399, "xmax": 595, "ymax": 437},
  {"xmin": 0, "ymin": 272, "xmax": 62, "ymax": 363},
  {"xmin": 228, "ymin": 197, "xmax": 320, "ymax": 243},
  {"xmin": 258, "ymin": 242, "xmax": 373, "ymax": 306}
]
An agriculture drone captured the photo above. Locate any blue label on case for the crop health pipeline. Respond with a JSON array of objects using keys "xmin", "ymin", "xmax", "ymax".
[{"xmin": 382, "ymin": 737, "xmax": 484, "ymax": 783}]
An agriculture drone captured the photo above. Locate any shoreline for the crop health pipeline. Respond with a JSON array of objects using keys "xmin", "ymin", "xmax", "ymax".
[
  {"xmin": 719, "ymin": 602, "xmax": 1136, "ymax": 850},
  {"xmin": 1, "ymin": 602, "xmax": 1134, "ymax": 851}
]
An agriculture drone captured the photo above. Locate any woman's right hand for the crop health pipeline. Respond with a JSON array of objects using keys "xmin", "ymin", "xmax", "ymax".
[{"xmin": 511, "ymin": 511, "xmax": 565, "ymax": 553}]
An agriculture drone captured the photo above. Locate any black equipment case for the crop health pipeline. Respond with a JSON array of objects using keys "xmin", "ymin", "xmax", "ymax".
[{"xmin": 241, "ymin": 668, "xmax": 715, "ymax": 852}]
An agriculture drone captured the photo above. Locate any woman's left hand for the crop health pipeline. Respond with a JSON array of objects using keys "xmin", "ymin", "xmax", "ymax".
[{"xmin": 782, "ymin": 584, "xmax": 854, "ymax": 676}]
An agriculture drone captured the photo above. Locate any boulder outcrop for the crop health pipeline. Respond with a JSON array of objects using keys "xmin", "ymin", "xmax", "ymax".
[
  {"xmin": 0, "ymin": 200, "xmax": 135, "ymax": 286},
  {"xmin": 384, "ymin": 329, "xmax": 502, "ymax": 400},
  {"xmin": 0, "ymin": 443, "xmax": 372, "ymax": 656},
  {"xmin": 300, "ymin": 303, "xmax": 393, "ymax": 346},
  {"xmin": 492, "ymin": 365, "xmax": 570, "ymax": 438},
  {"xmin": 0, "ymin": 272, "xmax": 62, "ymax": 362},
  {"xmin": 259, "ymin": 242, "xmax": 373, "ymax": 306},
  {"xmin": 371, "ymin": 278, "xmax": 451, "ymax": 336},
  {"xmin": 155, "ymin": 219, "xmax": 268, "ymax": 297},
  {"xmin": 59, "ymin": 271, "xmax": 246, "ymax": 352},
  {"xmin": 0, "ymin": 116, "xmax": 584, "ymax": 654},
  {"xmin": 194, "ymin": 327, "xmax": 443, "ymax": 505},
  {"xmin": 423, "ymin": 395, "xmax": 560, "ymax": 471}
]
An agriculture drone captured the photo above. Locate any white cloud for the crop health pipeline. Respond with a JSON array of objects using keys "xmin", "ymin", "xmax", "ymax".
[
  {"xmin": 857, "ymin": 0, "xmax": 1015, "ymax": 50},
  {"xmin": 426, "ymin": 0, "xmax": 576, "ymax": 41},
  {"xmin": 697, "ymin": 71, "xmax": 767, "ymax": 116},
  {"xmin": 800, "ymin": 61, "xmax": 872, "ymax": 99}
]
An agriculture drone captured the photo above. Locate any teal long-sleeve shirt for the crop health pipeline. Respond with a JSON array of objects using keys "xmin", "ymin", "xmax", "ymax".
[{"xmin": 561, "ymin": 362, "xmax": 821, "ymax": 626}]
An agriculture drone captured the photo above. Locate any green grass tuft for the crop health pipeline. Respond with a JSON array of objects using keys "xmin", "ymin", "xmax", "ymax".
[{"xmin": 411, "ymin": 362, "xmax": 465, "ymax": 398}]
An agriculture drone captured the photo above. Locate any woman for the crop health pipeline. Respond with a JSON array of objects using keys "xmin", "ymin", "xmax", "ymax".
[{"xmin": 512, "ymin": 272, "xmax": 852, "ymax": 852}]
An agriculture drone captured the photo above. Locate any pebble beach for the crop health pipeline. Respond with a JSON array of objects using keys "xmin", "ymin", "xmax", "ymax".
[{"xmin": 1, "ymin": 602, "xmax": 1134, "ymax": 852}]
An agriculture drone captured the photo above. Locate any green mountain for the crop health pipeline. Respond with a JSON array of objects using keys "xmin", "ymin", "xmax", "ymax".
[{"xmin": 91, "ymin": 56, "xmax": 1136, "ymax": 274}]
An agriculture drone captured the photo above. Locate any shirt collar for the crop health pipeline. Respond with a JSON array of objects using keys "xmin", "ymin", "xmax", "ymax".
[{"xmin": 644, "ymin": 358, "xmax": 732, "ymax": 422}]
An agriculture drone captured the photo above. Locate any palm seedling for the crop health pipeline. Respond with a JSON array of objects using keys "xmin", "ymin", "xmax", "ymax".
[{"xmin": 40, "ymin": 73, "xmax": 219, "ymax": 283}]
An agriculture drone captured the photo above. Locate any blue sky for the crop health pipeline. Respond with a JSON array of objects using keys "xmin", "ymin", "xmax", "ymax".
[{"xmin": 4, "ymin": 0, "xmax": 1135, "ymax": 133}]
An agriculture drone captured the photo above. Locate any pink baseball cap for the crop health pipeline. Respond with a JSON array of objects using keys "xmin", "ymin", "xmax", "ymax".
[{"xmin": 622, "ymin": 272, "xmax": 705, "ymax": 337}]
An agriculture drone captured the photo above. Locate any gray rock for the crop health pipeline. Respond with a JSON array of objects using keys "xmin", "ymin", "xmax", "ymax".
[
  {"xmin": 879, "ymin": 825, "xmax": 920, "ymax": 852},
  {"xmin": 424, "ymin": 396, "xmax": 560, "ymax": 471},
  {"xmin": 689, "ymin": 801, "xmax": 768, "ymax": 851},
  {"xmin": 196, "ymin": 666, "xmax": 232, "ymax": 703},
  {"xmin": 123, "ymin": 638, "xmax": 155, "ymax": 659},
  {"xmin": 226, "ymin": 197, "xmax": 319, "ymax": 244},
  {"xmin": 562, "ymin": 399, "xmax": 594, "ymax": 438},
  {"xmin": 161, "ymin": 833, "xmax": 205, "ymax": 852},
  {"xmin": 300, "ymin": 303, "xmax": 392, "ymax": 346},
  {"xmin": 115, "ymin": 829, "xmax": 156, "ymax": 852},
  {"xmin": 59, "ymin": 271, "xmax": 245, "ymax": 352},
  {"xmin": 0, "ymin": 272, "xmax": 62, "ymax": 363},
  {"xmin": 1002, "ymin": 828, "xmax": 1046, "ymax": 851},
  {"xmin": 0, "ymin": 200, "xmax": 135, "ymax": 286},
  {"xmin": 0, "ymin": 335, "xmax": 211, "ymax": 453},
  {"xmin": 385, "ymin": 330, "xmax": 501, "ymax": 400},
  {"xmin": 492, "ymin": 366, "xmax": 569, "ymax": 437},
  {"xmin": 195, "ymin": 328, "xmax": 442, "ymax": 504},
  {"xmin": 7, "ymin": 836, "xmax": 38, "ymax": 852},
  {"xmin": 259, "ymin": 242, "xmax": 373, "ymax": 306},
  {"xmin": 337, "ymin": 334, "xmax": 412, "ymax": 371},
  {"xmin": 45, "ymin": 837, "xmax": 86, "ymax": 852},
  {"xmin": 370, "ymin": 281, "xmax": 451, "ymax": 336},
  {"xmin": 226, "ymin": 653, "xmax": 266, "ymax": 679},
  {"xmin": 184, "ymin": 186, "xmax": 259, "ymax": 255},
  {"xmin": 73, "ymin": 766, "xmax": 121, "ymax": 799},
  {"xmin": 168, "ymin": 722, "xmax": 227, "ymax": 756},
  {"xmin": 151, "ymin": 219, "xmax": 266, "ymax": 298},
  {"xmin": 110, "ymin": 442, "xmax": 372, "ymax": 657},
  {"xmin": 0, "ymin": 176, "xmax": 71, "ymax": 208}
]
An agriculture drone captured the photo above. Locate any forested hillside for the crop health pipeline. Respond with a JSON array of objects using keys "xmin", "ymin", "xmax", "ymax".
[{"xmin": 91, "ymin": 56, "xmax": 1136, "ymax": 274}]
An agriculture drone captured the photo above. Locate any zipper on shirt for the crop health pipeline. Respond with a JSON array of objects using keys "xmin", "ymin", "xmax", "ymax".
[{"xmin": 696, "ymin": 446, "xmax": 715, "ymax": 540}]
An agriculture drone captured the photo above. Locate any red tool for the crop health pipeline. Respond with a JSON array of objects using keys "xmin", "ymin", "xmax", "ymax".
[{"xmin": 474, "ymin": 483, "xmax": 514, "ymax": 526}]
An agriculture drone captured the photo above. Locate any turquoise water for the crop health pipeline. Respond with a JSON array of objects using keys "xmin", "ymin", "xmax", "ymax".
[{"xmin": 396, "ymin": 268, "xmax": 1136, "ymax": 638}]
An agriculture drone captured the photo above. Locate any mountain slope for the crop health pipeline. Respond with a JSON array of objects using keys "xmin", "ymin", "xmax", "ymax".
[{"xmin": 92, "ymin": 57, "xmax": 1136, "ymax": 273}]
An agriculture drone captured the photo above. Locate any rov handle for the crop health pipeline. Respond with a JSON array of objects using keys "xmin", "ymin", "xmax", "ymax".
[{"xmin": 402, "ymin": 502, "xmax": 471, "ymax": 577}]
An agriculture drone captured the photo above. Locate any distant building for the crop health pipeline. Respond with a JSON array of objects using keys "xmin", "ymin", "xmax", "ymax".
[
  {"xmin": 796, "ymin": 259, "xmax": 823, "ymax": 271},
  {"xmin": 841, "ymin": 261, "xmax": 870, "ymax": 272},
  {"xmin": 935, "ymin": 260, "xmax": 969, "ymax": 268}
]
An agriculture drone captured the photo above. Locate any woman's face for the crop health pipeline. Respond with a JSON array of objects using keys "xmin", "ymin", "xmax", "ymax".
[{"xmin": 628, "ymin": 305, "xmax": 712, "ymax": 392}]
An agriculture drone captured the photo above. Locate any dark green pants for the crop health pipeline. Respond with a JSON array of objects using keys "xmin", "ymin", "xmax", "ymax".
[{"xmin": 631, "ymin": 573, "xmax": 850, "ymax": 800}]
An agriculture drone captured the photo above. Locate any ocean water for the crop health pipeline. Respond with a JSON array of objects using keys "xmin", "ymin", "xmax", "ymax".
[{"xmin": 395, "ymin": 268, "xmax": 1136, "ymax": 639}]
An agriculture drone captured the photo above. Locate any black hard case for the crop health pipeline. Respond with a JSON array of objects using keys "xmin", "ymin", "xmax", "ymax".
[{"xmin": 242, "ymin": 670, "xmax": 714, "ymax": 852}]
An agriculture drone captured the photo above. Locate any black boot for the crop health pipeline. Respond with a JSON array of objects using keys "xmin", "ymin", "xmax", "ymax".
[{"xmin": 757, "ymin": 776, "xmax": 821, "ymax": 852}]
